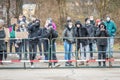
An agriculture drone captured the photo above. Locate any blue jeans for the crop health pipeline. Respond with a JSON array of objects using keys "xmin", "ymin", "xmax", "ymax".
[
  {"xmin": 107, "ymin": 37, "xmax": 114, "ymax": 57},
  {"xmin": 64, "ymin": 41, "xmax": 72, "ymax": 60}
]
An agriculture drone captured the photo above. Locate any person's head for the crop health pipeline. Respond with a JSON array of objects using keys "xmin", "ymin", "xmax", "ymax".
[
  {"xmin": 99, "ymin": 22, "xmax": 106, "ymax": 30},
  {"xmin": 20, "ymin": 21, "xmax": 26, "ymax": 27},
  {"xmin": 0, "ymin": 19, "xmax": 4, "ymax": 29},
  {"xmin": 68, "ymin": 22, "xmax": 73, "ymax": 28},
  {"xmin": 66, "ymin": 16, "xmax": 72, "ymax": 23},
  {"xmin": 75, "ymin": 20, "xmax": 82, "ymax": 28},
  {"xmin": 106, "ymin": 16, "xmax": 111, "ymax": 22},
  {"xmin": 96, "ymin": 19, "xmax": 101, "ymax": 26},
  {"xmin": 47, "ymin": 23, "xmax": 53, "ymax": 30},
  {"xmin": 85, "ymin": 18, "xmax": 90, "ymax": 24},
  {"xmin": 90, "ymin": 16, "xmax": 94, "ymax": 21}
]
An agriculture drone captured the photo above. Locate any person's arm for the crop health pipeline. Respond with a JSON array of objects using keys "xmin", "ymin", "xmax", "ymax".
[
  {"xmin": 95, "ymin": 29, "xmax": 101, "ymax": 37},
  {"xmin": 112, "ymin": 21, "xmax": 117, "ymax": 35}
]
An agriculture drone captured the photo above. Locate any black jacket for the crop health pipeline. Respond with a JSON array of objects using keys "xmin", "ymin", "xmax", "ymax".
[
  {"xmin": 96, "ymin": 23, "xmax": 109, "ymax": 46},
  {"xmin": 0, "ymin": 29, "xmax": 6, "ymax": 51},
  {"xmin": 28, "ymin": 23, "xmax": 40, "ymax": 42},
  {"xmin": 84, "ymin": 24, "xmax": 94, "ymax": 43},
  {"xmin": 42, "ymin": 27, "xmax": 58, "ymax": 43},
  {"xmin": 75, "ymin": 21, "xmax": 89, "ymax": 46}
]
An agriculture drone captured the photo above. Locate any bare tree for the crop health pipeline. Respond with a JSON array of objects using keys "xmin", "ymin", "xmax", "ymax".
[
  {"xmin": 16, "ymin": 0, "xmax": 23, "ymax": 18},
  {"xmin": 5, "ymin": 0, "xmax": 10, "ymax": 26}
]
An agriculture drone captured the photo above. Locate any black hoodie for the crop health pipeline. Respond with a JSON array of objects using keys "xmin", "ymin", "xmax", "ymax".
[{"xmin": 75, "ymin": 21, "xmax": 89, "ymax": 46}]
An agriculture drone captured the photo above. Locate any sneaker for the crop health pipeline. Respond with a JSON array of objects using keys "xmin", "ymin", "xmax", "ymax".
[
  {"xmin": 54, "ymin": 63, "xmax": 61, "ymax": 67},
  {"xmin": 79, "ymin": 62, "xmax": 84, "ymax": 65},
  {"xmin": 31, "ymin": 64, "xmax": 34, "ymax": 68},
  {"xmin": 69, "ymin": 63, "xmax": 74, "ymax": 66},
  {"xmin": 65, "ymin": 62, "xmax": 69, "ymax": 66}
]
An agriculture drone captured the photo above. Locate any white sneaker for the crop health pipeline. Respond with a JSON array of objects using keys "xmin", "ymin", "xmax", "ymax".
[{"xmin": 31, "ymin": 65, "xmax": 34, "ymax": 68}]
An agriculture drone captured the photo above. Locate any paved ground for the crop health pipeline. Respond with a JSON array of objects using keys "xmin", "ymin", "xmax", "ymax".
[{"xmin": 0, "ymin": 68, "xmax": 120, "ymax": 80}]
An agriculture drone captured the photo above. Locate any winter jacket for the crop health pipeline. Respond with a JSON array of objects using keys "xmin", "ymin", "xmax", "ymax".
[
  {"xmin": 75, "ymin": 21, "xmax": 89, "ymax": 46},
  {"xmin": 28, "ymin": 23, "xmax": 40, "ymax": 42},
  {"xmin": 63, "ymin": 25, "xmax": 75, "ymax": 44},
  {"xmin": 96, "ymin": 23, "xmax": 109, "ymax": 46},
  {"xmin": 0, "ymin": 29, "xmax": 6, "ymax": 51},
  {"xmin": 104, "ymin": 20, "xmax": 117, "ymax": 37},
  {"xmin": 42, "ymin": 27, "xmax": 58, "ymax": 42},
  {"xmin": 9, "ymin": 24, "xmax": 16, "ymax": 38},
  {"xmin": 84, "ymin": 24, "xmax": 94, "ymax": 43}
]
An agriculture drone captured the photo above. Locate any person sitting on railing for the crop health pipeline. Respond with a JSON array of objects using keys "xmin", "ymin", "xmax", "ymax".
[{"xmin": 96, "ymin": 22, "xmax": 109, "ymax": 67}]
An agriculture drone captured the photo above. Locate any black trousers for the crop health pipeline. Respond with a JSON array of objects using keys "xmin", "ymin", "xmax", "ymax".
[
  {"xmin": 89, "ymin": 43, "xmax": 93, "ymax": 58},
  {"xmin": 98, "ymin": 45, "xmax": 107, "ymax": 65},
  {"xmin": 0, "ymin": 51, "xmax": 3, "ymax": 61},
  {"xmin": 29, "ymin": 41, "xmax": 37, "ymax": 61}
]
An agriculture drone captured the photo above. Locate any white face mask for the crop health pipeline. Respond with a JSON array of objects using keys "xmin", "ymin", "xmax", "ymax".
[
  {"xmin": 87, "ymin": 20, "xmax": 90, "ymax": 24},
  {"xmin": 106, "ymin": 17, "xmax": 110, "ymax": 21},
  {"xmin": 90, "ymin": 17, "xmax": 94, "ymax": 21},
  {"xmin": 69, "ymin": 22, "xmax": 72, "ymax": 28}
]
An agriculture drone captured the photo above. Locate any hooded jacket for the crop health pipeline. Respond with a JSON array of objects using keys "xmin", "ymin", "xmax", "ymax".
[{"xmin": 75, "ymin": 21, "xmax": 89, "ymax": 46}]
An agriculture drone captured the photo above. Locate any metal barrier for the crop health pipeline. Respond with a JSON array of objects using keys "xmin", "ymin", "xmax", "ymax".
[{"xmin": 0, "ymin": 37, "xmax": 120, "ymax": 69}]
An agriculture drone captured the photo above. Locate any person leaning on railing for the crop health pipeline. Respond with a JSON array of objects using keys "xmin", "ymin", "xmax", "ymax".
[
  {"xmin": 96, "ymin": 22, "xmax": 109, "ymax": 67},
  {"xmin": 0, "ymin": 20, "xmax": 6, "ymax": 65}
]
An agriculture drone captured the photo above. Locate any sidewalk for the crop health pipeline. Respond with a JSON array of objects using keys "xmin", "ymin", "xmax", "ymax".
[{"xmin": 0, "ymin": 68, "xmax": 120, "ymax": 80}]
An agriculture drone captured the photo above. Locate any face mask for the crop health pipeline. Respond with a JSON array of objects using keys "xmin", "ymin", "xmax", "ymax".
[
  {"xmin": 77, "ymin": 24, "xmax": 80, "ymax": 27},
  {"xmin": 90, "ymin": 18, "xmax": 93, "ymax": 21},
  {"xmin": 106, "ymin": 17, "xmax": 110, "ymax": 22},
  {"xmin": 22, "ymin": 25, "xmax": 25, "ymax": 27},
  {"xmin": 87, "ymin": 20, "xmax": 90, "ymax": 24},
  {"xmin": 69, "ymin": 22, "xmax": 72, "ymax": 28}
]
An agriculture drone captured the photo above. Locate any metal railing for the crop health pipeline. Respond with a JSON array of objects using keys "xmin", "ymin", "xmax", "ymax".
[{"xmin": 0, "ymin": 37, "xmax": 120, "ymax": 69}]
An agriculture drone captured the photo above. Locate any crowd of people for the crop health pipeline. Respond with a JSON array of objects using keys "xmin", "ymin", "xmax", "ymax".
[{"xmin": 0, "ymin": 15, "xmax": 117, "ymax": 67}]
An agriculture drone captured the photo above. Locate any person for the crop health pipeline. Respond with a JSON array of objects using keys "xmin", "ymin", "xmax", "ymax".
[
  {"xmin": 45, "ymin": 18, "xmax": 57, "ymax": 30},
  {"xmin": 93, "ymin": 19, "xmax": 101, "ymax": 52},
  {"xmin": 0, "ymin": 19, "xmax": 6, "ymax": 64},
  {"xmin": 42, "ymin": 23, "xmax": 58, "ymax": 67},
  {"xmin": 16, "ymin": 21, "xmax": 28, "ymax": 60},
  {"xmin": 36, "ymin": 19, "xmax": 43, "ymax": 59},
  {"xmin": 63, "ymin": 20, "xmax": 75, "ymax": 66},
  {"xmin": 75, "ymin": 20, "xmax": 89, "ymax": 65},
  {"xmin": 104, "ymin": 16, "xmax": 117, "ymax": 59},
  {"xmin": 84, "ymin": 18, "xmax": 94, "ymax": 59},
  {"xmin": 4, "ymin": 26, "xmax": 10, "ymax": 60},
  {"xmin": 28, "ymin": 19, "xmax": 40, "ymax": 67},
  {"xmin": 90, "ymin": 16, "xmax": 95, "ymax": 26},
  {"xmin": 9, "ymin": 20, "xmax": 16, "ymax": 54},
  {"xmin": 96, "ymin": 22, "xmax": 109, "ymax": 67}
]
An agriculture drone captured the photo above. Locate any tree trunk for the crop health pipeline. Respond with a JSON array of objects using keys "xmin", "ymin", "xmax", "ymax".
[
  {"xmin": 6, "ymin": 0, "xmax": 10, "ymax": 26},
  {"xmin": 16, "ymin": 0, "xmax": 23, "ymax": 19},
  {"xmin": 57, "ymin": 0, "xmax": 66, "ymax": 27}
]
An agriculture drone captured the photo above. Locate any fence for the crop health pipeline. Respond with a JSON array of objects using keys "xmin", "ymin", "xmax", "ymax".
[{"xmin": 0, "ymin": 37, "xmax": 120, "ymax": 69}]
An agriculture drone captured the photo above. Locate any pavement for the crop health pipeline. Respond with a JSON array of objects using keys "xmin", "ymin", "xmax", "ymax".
[{"xmin": 0, "ymin": 68, "xmax": 120, "ymax": 80}]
